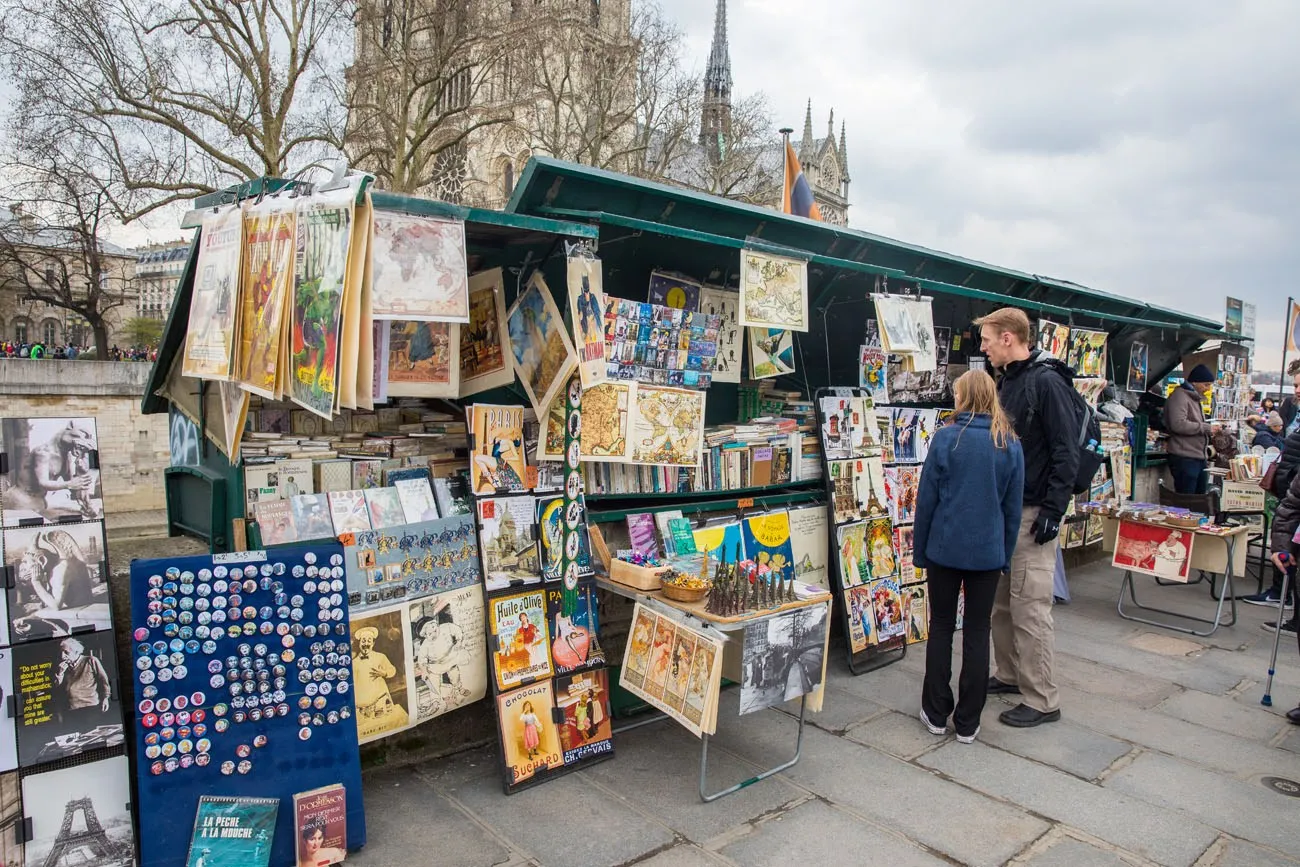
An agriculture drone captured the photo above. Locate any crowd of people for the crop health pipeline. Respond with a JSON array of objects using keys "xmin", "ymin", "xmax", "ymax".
[{"xmin": 0, "ymin": 342, "xmax": 157, "ymax": 361}]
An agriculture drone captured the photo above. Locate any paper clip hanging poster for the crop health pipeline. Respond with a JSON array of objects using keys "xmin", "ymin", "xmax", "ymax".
[
  {"xmin": 182, "ymin": 206, "xmax": 242, "ymax": 380},
  {"xmin": 289, "ymin": 190, "xmax": 354, "ymax": 418},
  {"xmin": 739, "ymin": 249, "xmax": 809, "ymax": 331},
  {"xmin": 237, "ymin": 199, "xmax": 297, "ymax": 399}
]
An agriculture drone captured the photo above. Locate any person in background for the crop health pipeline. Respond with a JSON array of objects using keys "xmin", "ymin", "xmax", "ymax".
[
  {"xmin": 1162, "ymin": 364, "xmax": 1217, "ymax": 494},
  {"xmin": 1241, "ymin": 403, "xmax": 1300, "ymax": 611},
  {"xmin": 1253, "ymin": 412, "xmax": 1286, "ymax": 452},
  {"xmin": 915, "ymin": 370, "xmax": 1024, "ymax": 744},
  {"xmin": 1267, "ymin": 467, "xmax": 1300, "ymax": 651},
  {"xmin": 1263, "ymin": 396, "xmax": 1278, "ymax": 417},
  {"xmin": 975, "ymin": 307, "xmax": 1077, "ymax": 729}
]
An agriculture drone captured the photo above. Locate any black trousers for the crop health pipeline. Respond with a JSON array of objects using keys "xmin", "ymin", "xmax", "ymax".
[
  {"xmin": 922, "ymin": 563, "xmax": 1002, "ymax": 736},
  {"xmin": 1167, "ymin": 455, "xmax": 1208, "ymax": 495}
]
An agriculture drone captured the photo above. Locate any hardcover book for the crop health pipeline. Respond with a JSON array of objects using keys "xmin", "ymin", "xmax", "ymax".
[
  {"xmin": 395, "ymin": 477, "xmax": 440, "ymax": 523},
  {"xmin": 328, "ymin": 490, "xmax": 372, "ymax": 535},
  {"xmin": 293, "ymin": 784, "xmax": 347, "ymax": 867}
]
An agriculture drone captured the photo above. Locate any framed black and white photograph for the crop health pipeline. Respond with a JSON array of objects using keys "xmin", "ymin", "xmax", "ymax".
[
  {"xmin": 22, "ymin": 754, "xmax": 134, "ymax": 866},
  {"xmin": 0, "ymin": 418, "xmax": 103, "ymax": 527},
  {"xmin": 3, "ymin": 522, "xmax": 110, "ymax": 643},
  {"xmin": 739, "ymin": 604, "xmax": 829, "ymax": 715},
  {"xmin": 0, "ymin": 648, "xmax": 15, "ymax": 773},
  {"xmin": 0, "ymin": 771, "xmax": 21, "ymax": 867},
  {"xmin": 13, "ymin": 631, "xmax": 124, "ymax": 767}
]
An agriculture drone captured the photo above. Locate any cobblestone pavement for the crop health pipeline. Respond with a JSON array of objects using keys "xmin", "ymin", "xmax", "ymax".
[{"xmin": 344, "ymin": 559, "xmax": 1300, "ymax": 867}]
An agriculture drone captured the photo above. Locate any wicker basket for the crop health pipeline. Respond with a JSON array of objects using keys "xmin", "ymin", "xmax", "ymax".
[{"xmin": 660, "ymin": 583, "xmax": 710, "ymax": 604}]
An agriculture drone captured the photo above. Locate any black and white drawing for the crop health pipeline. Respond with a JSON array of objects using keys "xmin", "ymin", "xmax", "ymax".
[
  {"xmin": 1, "ymin": 417, "xmax": 103, "ymax": 526},
  {"xmin": 406, "ymin": 585, "xmax": 486, "ymax": 723},
  {"xmin": 739, "ymin": 604, "xmax": 829, "ymax": 715},
  {"xmin": 4, "ymin": 522, "xmax": 110, "ymax": 643},
  {"xmin": 13, "ymin": 630, "xmax": 124, "ymax": 766},
  {"xmin": 22, "ymin": 754, "xmax": 134, "ymax": 866}
]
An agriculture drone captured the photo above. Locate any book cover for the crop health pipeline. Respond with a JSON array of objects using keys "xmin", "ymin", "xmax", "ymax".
[
  {"xmin": 788, "ymin": 505, "xmax": 829, "ymax": 588},
  {"xmin": 186, "ymin": 795, "xmax": 279, "ymax": 867},
  {"xmin": 395, "ymin": 477, "xmax": 440, "ymax": 523},
  {"xmin": 870, "ymin": 578, "xmax": 906, "ymax": 641},
  {"xmin": 328, "ymin": 490, "xmax": 372, "ymax": 535},
  {"xmin": 315, "ymin": 459, "xmax": 354, "ymax": 493},
  {"xmin": 488, "ymin": 589, "xmax": 553, "ymax": 691},
  {"xmin": 546, "ymin": 582, "xmax": 605, "ymax": 675},
  {"xmin": 667, "ymin": 518, "xmax": 698, "ymax": 556},
  {"xmin": 384, "ymin": 466, "xmax": 432, "ymax": 487},
  {"xmin": 555, "ymin": 669, "xmax": 614, "ymax": 765},
  {"xmin": 351, "ymin": 459, "xmax": 383, "ymax": 490},
  {"xmin": 496, "ymin": 679, "xmax": 564, "ymax": 786},
  {"xmin": 536, "ymin": 496, "xmax": 593, "ymax": 581},
  {"xmin": 654, "ymin": 509, "xmax": 684, "ymax": 556},
  {"xmin": 692, "ymin": 521, "xmax": 742, "ymax": 566},
  {"xmin": 243, "ymin": 462, "xmax": 280, "ymax": 511},
  {"xmin": 291, "ymin": 493, "xmax": 336, "ymax": 540},
  {"xmin": 294, "ymin": 784, "xmax": 347, "ymax": 867},
  {"xmin": 866, "ymin": 517, "xmax": 897, "ymax": 581},
  {"xmin": 626, "ymin": 512, "xmax": 658, "ymax": 557},
  {"xmin": 859, "ymin": 347, "xmax": 888, "ymax": 403},
  {"xmin": 432, "ymin": 472, "xmax": 473, "ymax": 516},
  {"xmin": 469, "ymin": 404, "xmax": 528, "ymax": 495},
  {"xmin": 477, "ymin": 495, "xmax": 540, "ymax": 590},
  {"xmin": 741, "ymin": 511, "xmax": 795, "ymax": 574},
  {"xmin": 255, "ymin": 499, "xmax": 299, "ymax": 546},
  {"xmin": 363, "ymin": 486, "xmax": 407, "ymax": 529}
]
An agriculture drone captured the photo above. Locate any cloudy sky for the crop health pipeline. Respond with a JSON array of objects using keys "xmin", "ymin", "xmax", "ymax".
[{"xmin": 661, "ymin": 0, "xmax": 1300, "ymax": 370}]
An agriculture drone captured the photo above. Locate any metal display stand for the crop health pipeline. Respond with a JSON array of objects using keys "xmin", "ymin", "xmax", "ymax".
[
  {"xmin": 813, "ymin": 387, "xmax": 907, "ymax": 675},
  {"xmin": 603, "ymin": 582, "xmax": 826, "ymax": 801}
]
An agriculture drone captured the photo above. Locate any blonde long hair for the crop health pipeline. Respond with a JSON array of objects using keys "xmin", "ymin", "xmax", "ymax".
[{"xmin": 953, "ymin": 369, "xmax": 1018, "ymax": 449}]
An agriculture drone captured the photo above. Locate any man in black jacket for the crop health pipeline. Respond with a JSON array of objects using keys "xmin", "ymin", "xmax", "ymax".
[
  {"xmin": 1240, "ymin": 421, "xmax": 1300, "ymax": 613},
  {"xmin": 976, "ymin": 307, "xmax": 1080, "ymax": 728},
  {"xmin": 1267, "ymin": 469, "xmax": 1300, "ymax": 706}
]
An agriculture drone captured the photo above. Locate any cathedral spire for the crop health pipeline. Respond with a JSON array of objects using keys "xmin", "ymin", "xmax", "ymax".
[
  {"xmin": 699, "ymin": 0, "xmax": 733, "ymax": 164},
  {"xmin": 800, "ymin": 100, "xmax": 814, "ymax": 159},
  {"xmin": 839, "ymin": 121, "xmax": 850, "ymax": 181}
]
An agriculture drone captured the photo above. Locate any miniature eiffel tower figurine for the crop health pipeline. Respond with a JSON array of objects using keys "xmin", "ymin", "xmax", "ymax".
[{"xmin": 786, "ymin": 566, "xmax": 797, "ymax": 602}]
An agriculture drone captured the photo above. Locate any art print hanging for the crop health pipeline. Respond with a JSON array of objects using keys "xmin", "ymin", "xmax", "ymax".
[
  {"xmin": 459, "ymin": 268, "xmax": 514, "ymax": 397},
  {"xmin": 386, "ymin": 320, "xmax": 459, "ymax": 398},
  {"xmin": 369, "ymin": 211, "xmax": 470, "ymax": 323},
  {"xmin": 237, "ymin": 198, "xmax": 296, "ymax": 399},
  {"xmin": 567, "ymin": 256, "xmax": 608, "ymax": 389},
  {"xmin": 629, "ymin": 385, "xmax": 706, "ymax": 467},
  {"xmin": 488, "ymin": 589, "xmax": 553, "ymax": 691},
  {"xmin": 748, "ymin": 327, "xmax": 796, "ymax": 379},
  {"xmin": 182, "ymin": 206, "xmax": 242, "ymax": 380},
  {"xmin": 288, "ymin": 189, "xmax": 353, "ymax": 418},
  {"xmin": 1067, "ymin": 328, "xmax": 1108, "ymax": 378},
  {"xmin": 507, "ymin": 273, "xmax": 578, "ymax": 419},
  {"xmin": 406, "ymin": 585, "xmax": 487, "ymax": 723},
  {"xmin": 699, "ymin": 286, "xmax": 742, "ymax": 383},
  {"xmin": 739, "ymin": 249, "xmax": 808, "ymax": 331},
  {"xmin": 859, "ymin": 346, "xmax": 889, "ymax": 403},
  {"xmin": 1036, "ymin": 319, "xmax": 1070, "ymax": 359},
  {"xmin": 469, "ymin": 404, "xmax": 528, "ymax": 495},
  {"xmin": 0, "ymin": 416, "xmax": 103, "ymax": 525},
  {"xmin": 1127, "ymin": 342, "xmax": 1148, "ymax": 393},
  {"xmin": 693, "ymin": 521, "xmax": 743, "ymax": 565},
  {"xmin": 648, "ymin": 271, "xmax": 702, "ymax": 311}
]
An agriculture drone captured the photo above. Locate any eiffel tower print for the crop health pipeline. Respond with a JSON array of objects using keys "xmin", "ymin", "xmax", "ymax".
[{"xmin": 41, "ymin": 796, "xmax": 129, "ymax": 867}]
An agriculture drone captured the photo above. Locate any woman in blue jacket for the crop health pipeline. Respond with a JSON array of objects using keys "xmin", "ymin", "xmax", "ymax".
[{"xmin": 916, "ymin": 370, "xmax": 1025, "ymax": 743}]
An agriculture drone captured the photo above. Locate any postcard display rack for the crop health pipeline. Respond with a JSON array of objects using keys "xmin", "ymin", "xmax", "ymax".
[
  {"xmin": 472, "ymin": 393, "xmax": 615, "ymax": 795},
  {"xmin": 128, "ymin": 543, "xmax": 366, "ymax": 867},
  {"xmin": 0, "ymin": 416, "xmax": 137, "ymax": 867}
]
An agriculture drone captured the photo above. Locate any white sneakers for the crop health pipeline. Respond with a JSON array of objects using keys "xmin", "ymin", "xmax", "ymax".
[
  {"xmin": 920, "ymin": 708, "xmax": 979, "ymax": 743},
  {"xmin": 956, "ymin": 727, "xmax": 980, "ymax": 744}
]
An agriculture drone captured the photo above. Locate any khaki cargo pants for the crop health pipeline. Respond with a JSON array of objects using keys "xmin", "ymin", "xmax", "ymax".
[{"xmin": 991, "ymin": 506, "xmax": 1060, "ymax": 713}]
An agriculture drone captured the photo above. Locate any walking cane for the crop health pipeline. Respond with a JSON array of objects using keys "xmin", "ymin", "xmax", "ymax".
[{"xmin": 1263, "ymin": 554, "xmax": 1294, "ymax": 707}]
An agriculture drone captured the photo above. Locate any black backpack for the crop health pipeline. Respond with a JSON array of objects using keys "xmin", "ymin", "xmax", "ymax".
[{"xmin": 1023, "ymin": 357, "xmax": 1105, "ymax": 495}]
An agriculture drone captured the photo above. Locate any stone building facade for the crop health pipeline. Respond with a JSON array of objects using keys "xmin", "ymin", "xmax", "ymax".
[{"xmin": 133, "ymin": 240, "xmax": 191, "ymax": 320}]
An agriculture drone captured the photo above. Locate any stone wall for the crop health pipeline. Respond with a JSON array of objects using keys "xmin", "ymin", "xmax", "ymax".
[{"xmin": 0, "ymin": 360, "xmax": 169, "ymax": 514}]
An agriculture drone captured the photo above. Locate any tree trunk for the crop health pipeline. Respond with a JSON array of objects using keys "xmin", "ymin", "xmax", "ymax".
[{"xmin": 91, "ymin": 321, "xmax": 110, "ymax": 361}]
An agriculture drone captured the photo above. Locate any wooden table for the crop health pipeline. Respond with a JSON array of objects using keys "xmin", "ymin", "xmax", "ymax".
[
  {"xmin": 597, "ymin": 575, "xmax": 833, "ymax": 801},
  {"xmin": 1103, "ymin": 517, "xmax": 1249, "ymax": 636}
]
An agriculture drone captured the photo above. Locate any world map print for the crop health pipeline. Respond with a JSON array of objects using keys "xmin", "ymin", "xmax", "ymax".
[
  {"xmin": 739, "ymin": 250, "xmax": 808, "ymax": 332},
  {"xmin": 629, "ymin": 385, "xmax": 706, "ymax": 467}
]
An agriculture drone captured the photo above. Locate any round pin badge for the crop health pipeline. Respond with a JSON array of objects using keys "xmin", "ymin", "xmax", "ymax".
[
  {"xmin": 568, "ymin": 377, "xmax": 582, "ymax": 406},
  {"xmin": 566, "ymin": 441, "xmax": 581, "ymax": 470},
  {"xmin": 565, "ymin": 471, "xmax": 581, "ymax": 500},
  {"xmin": 564, "ymin": 561, "xmax": 581, "ymax": 592}
]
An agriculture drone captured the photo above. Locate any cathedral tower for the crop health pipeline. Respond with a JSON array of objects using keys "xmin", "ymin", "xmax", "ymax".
[{"xmin": 699, "ymin": 0, "xmax": 733, "ymax": 165}]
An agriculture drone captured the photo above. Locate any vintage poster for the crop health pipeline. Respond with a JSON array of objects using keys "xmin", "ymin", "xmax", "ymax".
[
  {"xmin": 647, "ymin": 270, "xmax": 702, "ymax": 311},
  {"xmin": 699, "ymin": 285, "xmax": 742, "ymax": 383},
  {"xmin": 567, "ymin": 255, "xmax": 608, "ymax": 388},
  {"xmin": 352, "ymin": 606, "xmax": 411, "ymax": 743},
  {"xmin": 386, "ymin": 320, "xmax": 459, "ymax": 398},
  {"xmin": 739, "ymin": 249, "xmax": 808, "ymax": 331},
  {"xmin": 1036, "ymin": 319, "xmax": 1071, "ymax": 359},
  {"xmin": 547, "ymin": 583, "xmax": 605, "ymax": 675},
  {"xmin": 741, "ymin": 511, "xmax": 796, "ymax": 574},
  {"xmin": 618, "ymin": 604, "xmax": 722, "ymax": 737},
  {"xmin": 4, "ymin": 522, "xmax": 110, "ymax": 643},
  {"xmin": 459, "ymin": 267, "xmax": 513, "ymax": 397},
  {"xmin": 739, "ymin": 604, "xmax": 828, "ymax": 714},
  {"xmin": 748, "ymin": 327, "xmax": 796, "ymax": 379},
  {"xmin": 828, "ymin": 459, "xmax": 859, "ymax": 525},
  {"xmin": 1128, "ymin": 342, "xmax": 1149, "ymax": 393},
  {"xmin": 288, "ymin": 190, "xmax": 353, "ymax": 418},
  {"xmin": 874, "ymin": 410, "xmax": 895, "ymax": 463},
  {"xmin": 859, "ymin": 346, "xmax": 889, "ymax": 403},
  {"xmin": 496, "ymin": 680, "xmax": 564, "ymax": 785},
  {"xmin": 693, "ymin": 520, "xmax": 743, "ymax": 565},
  {"xmin": 477, "ymin": 495, "xmax": 540, "ymax": 591},
  {"xmin": 892, "ymin": 408, "xmax": 923, "ymax": 463},
  {"xmin": 0, "ymin": 416, "xmax": 103, "ymax": 526},
  {"xmin": 555, "ymin": 669, "xmax": 614, "ymax": 765},
  {"xmin": 836, "ymin": 521, "xmax": 870, "ymax": 588},
  {"xmin": 903, "ymin": 582, "xmax": 929, "ymax": 643},
  {"xmin": 788, "ymin": 505, "xmax": 829, "ymax": 588},
  {"xmin": 1067, "ymin": 328, "xmax": 1109, "ymax": 378},
  {"xmin": 488, "ymin": 589, "xmax": 553, "ymax": 691},
  {"xmin": 25, "ymin": 757, "xmax": 133, "ymax": 867},
  {"xmin": 629, "ymin": 385, "xmax": 706, "ymax": 467},
  {"xmin": 619, "ymin": 604, "xmax": 657, "ymax": 691},
  {"xmin": 894, "ymin": 525, "xmax": 916, "ymax": 583},
  {"xmin": 507, "ymin": 273, "xmax": 578, "ymax": 419},
  {"xmin": 819, "ymin": 396, "xmax": 853, "ymax": 461},
  {"xmin": 845, "ymin": 585, "xmax": 876, "ymax": 652},
  {"xmin": 338, "ymin": 196, "xmax": 371, "ymax": 409},
  {"xmin": 854, "ymin": 456, "xmax": 889, "ymax": 520},
  {"xmin": 182, "ymin": 205, "xmax": 242, "ymax": 379},
  {"xmin": 369, "ymin": 211, "xmax": 470, "ymax": 322},
  {"xmin": 469, "ymin": 404, "xmax": 528, "ymax": 495},
  {"xmin": 866, "ymin": 517, "xmax": 897, "ymax": 581},
  {"xmin": 13, "ymin": 629, "xmax": 123, "ymax": 765},
  {"xmin": 406, "ymin": 585, "xmax": 487, "ymax": 723},
  {"xmin": 914, "ymin": 409, "xmax": 938, "ymax": 463},
  {"xmin": 237, "ymin": 199, "xmax": 296, "ymax": 399},
  {"xmin": 884, "ymin": 466, "xmax": 919, "ymax": 526},
  {"xmin": 1112, "ymin": 520, "xmax": 1195, "ymax": 582},
  {"xmin": 870, "ymin": 578, "xmax": 906, "ymax": 641},
  {"xmin": 537, "ymin": 495, "xmax": 593, "ymax": 581}
]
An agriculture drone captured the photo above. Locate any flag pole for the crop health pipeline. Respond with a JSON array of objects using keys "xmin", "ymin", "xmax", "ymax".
[{"xmin": 1281, "ymin": 296, "xmax": 1294, "ymax": 401}]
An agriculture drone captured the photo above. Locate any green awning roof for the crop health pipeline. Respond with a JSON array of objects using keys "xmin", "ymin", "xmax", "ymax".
[{"xmin": 506, "ymin": 157, "xmax": 1228, "ymax": 338}]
